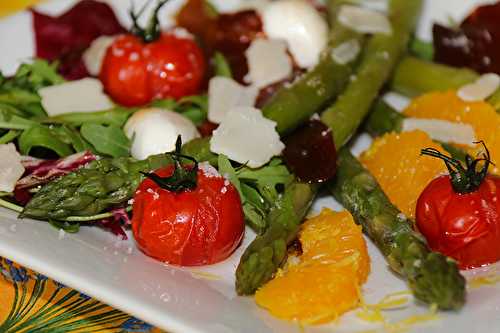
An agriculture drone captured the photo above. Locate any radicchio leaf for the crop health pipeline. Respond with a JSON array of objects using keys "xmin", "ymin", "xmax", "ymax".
[
  {"xmin": 32, "ymin": 0, "xmax": 125, "ymax": 80},
  {"xmin": 16, "ymin": 151, "xmax": 96, "ymax": 189},
  {"xmin": 98, "ymin": 207, "xmax": 130, "ymax": 240}
]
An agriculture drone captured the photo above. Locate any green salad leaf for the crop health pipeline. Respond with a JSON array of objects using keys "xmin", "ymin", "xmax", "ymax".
[
  {"xmin": 80, "ymin": 123, "xmax": 130, "ymax": 157},
  {"xmin": 217, "ymin": 155, "xmax": 293, "ymax": 234},
  {"xmin": 43, "ymin": 107, "xmax": 135, "ymax": 127},
  {"xmin": 19, "ymin": 125, "xmax": 73, "ymax": 157}
]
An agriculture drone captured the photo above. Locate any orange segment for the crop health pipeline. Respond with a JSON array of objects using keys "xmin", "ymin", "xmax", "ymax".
[
  {"xmin": 360, "ymin": 131, "xmax": 446, "ymax": 219},
  {"xmin": 403, "ymin": 90, "xmax": 500, "ymax": 175},
  {"xmin": 255, "ymin": 209, "xmax": 370, "ymax": 324}
]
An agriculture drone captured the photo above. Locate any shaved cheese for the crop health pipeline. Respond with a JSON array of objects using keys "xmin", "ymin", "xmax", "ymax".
[
  {"xmin": 245, "ymin": 38, "xmax": 292, "ymax": 88},
  {"xmin": 124, "ymin": 108, "xmax": 200, "ymax": 160},
  {"xmin": 39, "ymin": 78, "xmax": 113, "ymax": 117},
  {"xmin": 208, "ymin": 77, "xmax": 258, "ymax": 124},
  {"xmin": 331, "ymin": 39, "xmax": 361, "ymax": 65},
  {"xmin": 402, "ymin": 118, "xmax": 476, "ymax": 146},
  {"xmin": 338, "ymin": 5, "xmax": 392, "ymax": 35},
  {"xmin": 457, "ymin": 73, "xmax": 500, "ymax": 102},
  {"xmin": 82, "ymin": 35, "xmax": 115, "ymax": 76},
  {"xmin": 210, "ymin": 107, "xmax": 284, "ymax": 168},
  {"xmin": 261, "ymin": 0, "xmax": 328, "ymax": 68},
  {"xmin": 0, "ymin": 144, "xmax": 25, "ymax": 193}
]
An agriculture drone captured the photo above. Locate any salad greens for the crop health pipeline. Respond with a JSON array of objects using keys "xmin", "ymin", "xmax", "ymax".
[
  {"xmin": 0, "ymin": 60, "xmax": 210, "ymax": 158},
  {"xmin": 218, "ymin": 155, "xmax": 293, "ymax": 234}
]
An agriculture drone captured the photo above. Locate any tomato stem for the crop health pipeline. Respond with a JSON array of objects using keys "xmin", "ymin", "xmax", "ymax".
[
  {"xmin": 421, "ymin": 141, "xmax": 493, "ymax": 194},
  {"xmin": 130, "ymin": 0, "xmax": 169, "ymax": 43},
  {"xmin": 141, "ymin": 136, "xmax": 199, "ymax": 192}
]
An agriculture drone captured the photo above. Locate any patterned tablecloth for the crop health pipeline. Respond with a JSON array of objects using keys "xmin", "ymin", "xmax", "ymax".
[{"xmin": 0, "ymin": 258, "xmax": 165, "ymax": 332}]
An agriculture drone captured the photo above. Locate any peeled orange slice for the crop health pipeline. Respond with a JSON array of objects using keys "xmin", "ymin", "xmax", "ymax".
[
  {"xmin": 403, "ymin": 90, "xmax": 500, "ymax": 175},
  {"xmin": 255, "ymin": 209, "xmax": 370, "ymax": 324},
  {"xmin": 360, "ymin": 130, "xmax": 446, "ymax": 219}
]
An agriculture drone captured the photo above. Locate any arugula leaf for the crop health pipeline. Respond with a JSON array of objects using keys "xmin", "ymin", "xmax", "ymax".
[
  {"xmin": 55, "ymin": 125, "xmax": 95, "ymax": 152},
  {"xmin": 152, "ymin": 95, "xmax": 208, "ymax": 125},
  {"xmin": 19, "ymin": 125, "xmax": 73, "ymax": 157},
  {"xmin": 177, "ymin": 95, "xmax": 208, "ymax": 125},
  {"xmin": 216, "ymin": 155, "xmax": 293, "ymax": 234},
  {"xmin": 0, "ymin": 130, "xmax": 20, "ymax": 144},
  {"xmin": 218, "ymin": 154, "xmax": 243, "ymax": 196},
  {"xmin": 80, "ymin": 123, "xmax": 130, "ymax": 157},
  {"xmin": 213, "ymin": 52, "xmax": 232, "ymax": 78},
  {"xmin": 237, "ymin": 163, "xmax": 293, "ymax": 195},
  {"xmin": 0, "ymin": 109, "xmax": 37, "ymax": 130},
  {"xmin": 43, "ymin": 107, "xmax": 135, "ymax": 127},
  {"xmin": 4, "ymin": 59, "xmax": 64, "ymax": 92}
]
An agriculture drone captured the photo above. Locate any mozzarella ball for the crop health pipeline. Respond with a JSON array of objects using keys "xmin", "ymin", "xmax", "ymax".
[
  {"xmin": 124, "ymin": 108, "xmax": 200, "ymax": 160},
  {"xmin": 260, "ymin": 0, "xmax": 328, "ymax": 68}
]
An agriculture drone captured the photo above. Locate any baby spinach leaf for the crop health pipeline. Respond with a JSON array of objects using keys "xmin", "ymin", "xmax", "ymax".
[
  {"xmin": 19, "ymin": 125, "xmax": 73, "ymax": 157},
  {"xmin": 80, "ymin": 123, "xmax": 130, "ymax": 157}
]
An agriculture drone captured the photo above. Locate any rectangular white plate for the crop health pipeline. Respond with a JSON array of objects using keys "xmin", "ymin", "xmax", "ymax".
[{"xmin": 1, "ymin": 1, "xmax": 500, "ymax": 332}]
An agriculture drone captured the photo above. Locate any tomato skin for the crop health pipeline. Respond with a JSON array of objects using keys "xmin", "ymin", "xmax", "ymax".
[
  {"xmin": 416, "ymin": 175, "xmax": 500, "ymax": 269},
  {"xmin": 131, "ymin": 165, "xmax": 244, "ymax": 266},
  {"xmin": 100, "ymin": 33, "xmax": 206, "ymax": 106}
]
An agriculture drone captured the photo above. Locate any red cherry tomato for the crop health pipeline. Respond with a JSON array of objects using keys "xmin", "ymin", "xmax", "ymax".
[
  {"xmin": 132, "ymin": 165, "xmax": 245, "ymax": 266},
  {"xmin": 416, "ymin": 175, "xmax": 500, "ymax": 270},
  {"xmin": 100, "ymin": 33, "xmax": 206, "ymax": 106}
]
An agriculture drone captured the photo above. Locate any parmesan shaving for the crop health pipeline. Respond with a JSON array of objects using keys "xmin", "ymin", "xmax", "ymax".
[
  {"xmin": 331, "ymin": 39, "xmax": 361, "ymax": 65},
  {"xmin": 245, "ymin": 38, "xmax": 293, "ymax": 88},
  {"xmin": 0, "ymin": 144, "xmax": 25, "ymax": 193},
  {"xmin": 39, "ymin": 78, "xmax": 114, "ymax": 117},
  {"xmin": 402, "ymin": 118, "xmax": 476, "ymax": 146},
  {"xmin": 210, "ymin": 106, "xmax": 285, "ymax": 168},
  {"xmin": 457, "ymin": 73, "xmax": 500, "ymax": 102},
  {"xmin": 82, "ymin": 35, "xmax": 115, "ymax": 76},
  {"xmin": 338, "ymin": 5, "xmax": 392, "ymax": 35},
  {"xmin": 208, "ymin": 77, "xmax": 258, "ymax": 124}
]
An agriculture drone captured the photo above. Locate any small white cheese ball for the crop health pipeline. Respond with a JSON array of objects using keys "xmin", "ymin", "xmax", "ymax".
[
  {"xmin": 124, "ymin": 108, "xmax": 200, "ymax": 160},
  {"xmin": 83, "ymin": 35, "xmax": 116, "ymax": 76},
  {"xmin": 0, "ymin": 144, "xmax": 25, "ymax": 193},
  {"xmin": 260, "ymin": 0, "xmax": 328, "ymax": 68}
]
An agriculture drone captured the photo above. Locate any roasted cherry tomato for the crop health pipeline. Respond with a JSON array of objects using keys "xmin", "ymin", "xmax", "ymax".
[
  {"xmin": 100, "ymin": 2, "xmax": 206, "ymax": 106},
  {"xmin": 416, "ymin": 146, "xmax": 500, "ymax": 270},
  {"xmin": 100, "ymin": 33, "xmax": 205, "ymax": 106},
  {"xmin": 132, "ymin": 140, "xmax": 244, "ymax": 266}
]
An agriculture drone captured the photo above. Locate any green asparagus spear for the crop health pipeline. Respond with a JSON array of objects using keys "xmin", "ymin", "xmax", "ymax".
[
  {"xmin": 364, "ymin": 99, "xmax": 469, "ymax": 161},
  {"xmin": 329, "ymin": 148, "xmax": 465, "ymax": 310},
  {"xmin": 393, "ymin": 56, "xmax": 500, "ymax": 112},
  {"xmin": 321, "ymin": 0, "xmax": 423, "ymax": 147},
  {"xmin": 263, "ymin": 1, "xmax": 364, "ymax": 135},
  {"xmin": 21, "ymin": 138, "xmax": 214, "ymax": 220},
  {"xmin": 236, "ymin": 0, "xmax": 423, "ymax": 295},
  {"xmin": 392, "ymin": 56, "xmax": 479, "ymax": 98},
  {"xmin": 236, "ymin": 181, "xmax": 318, "ymax": 295}
]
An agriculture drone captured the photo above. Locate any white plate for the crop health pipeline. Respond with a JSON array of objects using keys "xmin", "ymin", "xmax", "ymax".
[{"xmin": 1, "ymin": 1, "xmax": 500, "ymax": 332}]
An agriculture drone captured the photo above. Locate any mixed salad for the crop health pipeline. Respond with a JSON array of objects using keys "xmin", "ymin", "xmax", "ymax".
[{"xmin": 0, "ymin": 0, "xmax": 500, "ymax": 327}]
